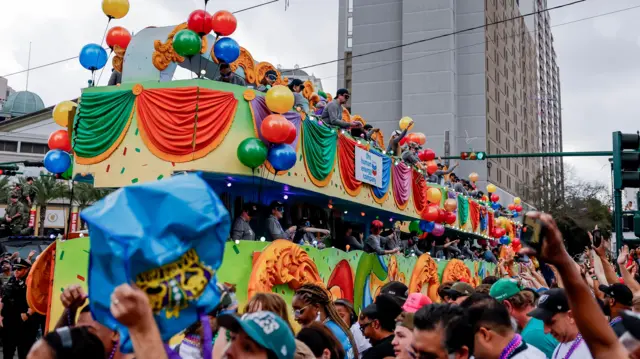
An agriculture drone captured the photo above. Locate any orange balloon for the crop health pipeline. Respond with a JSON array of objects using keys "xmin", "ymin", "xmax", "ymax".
[
  {"xmin": 261, "ymin": 114, "xmax": 292, "ymax": 143},
  {"xmin": 444, "ymin": 199, "xmax": 457, "ymax": 212},
  {"xmin": 426, "ymin": 187, "xmax": 442, "ymax": 204},
  {"xmin": 426, "ymin": 163, "xmax": 438, "ymax": 175},
  {"xmin": 414, "ymin": 132, "xmax": 426, "ymax": 145}
]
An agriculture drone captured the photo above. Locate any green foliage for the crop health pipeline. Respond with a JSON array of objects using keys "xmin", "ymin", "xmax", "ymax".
[
  {"xmin": 72, "ymin": 182, "xmax": 113, "ymax": 209},
  {"xmin": 0, "ymin": 177, "xmax": 11, "ymax": 204}
]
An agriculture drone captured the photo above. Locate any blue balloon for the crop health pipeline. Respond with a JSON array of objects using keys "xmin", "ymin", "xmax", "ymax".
[
  {"xmin": 268, "ymin": 144, "xmax": 296, "ymax": 172},
  {"xmin": 424, "ymin": 221, "xmax": 435, "ymax": 233},
  {"xmin": 214, "ymin": 37, "xmax": 240, "ymax": 64},
  {"xmin": 79, "ymin": 44, "xmax": 108, "ymax": 71},
  {"xmin": 512, "ymin": 210, "xmax": 519, "ymax": 218},
  {"xmin": 491, "ymin": 202, "xmax": 501, "ymax": 210},
  {"xmin": 44, "ymin": 150, "xmax": 71, "ymax": 174},
  {"xmin": 499, "ymin": 235, "xmax": 510, "ymax": 245}
]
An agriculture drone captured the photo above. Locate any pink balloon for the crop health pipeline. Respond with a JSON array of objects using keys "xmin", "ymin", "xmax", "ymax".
[{"xmin": 432, "ymin": 223, "xmax": 445, "ymax": 237}]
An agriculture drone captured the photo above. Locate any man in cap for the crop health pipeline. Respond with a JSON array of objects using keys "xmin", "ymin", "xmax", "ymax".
[
  {"xmin": 599, "ymin": 283, "xmax": 633, "ymax": 336},
  {"xmin": 321, "ymin": 89, "xmax": 362, "ymax": 129},
  {"xmin": 490, "ymin": 278, "xmax": 558, "ymax": 357},
  {"xmin": 401, "ymin": 142, "xmax": 424, "ymax": 170},
  {"xmin": 527, "ymin": 288, "xmax": 593, "ymax": 359},
  {"xmin": 359, "ymin": 294, "xmax": 403, "ymax": 359},
  {"xmin": 217, "ymin": 310, "xmax": 296, "ymax": 359},
  {"xmin": 428, "ymin": 161, "xmax": 459, "ymax": 185},
  {"xmin": 215, "ymin": 63, "xmax": 247, "ymax": 86},
  {"xmin": 257, "ymin": 70, "xmax": 278, "ymax": 92},
  {"xmin": 231, "ymin": 203, "xmax": 259, "ymax": 241},
  {"xmin": 445, "ymin": 282, "xmax": 476, "ymax": 304},
  {"xmin": 3, "ymin": 193, "xmax": 29, "ymax": 235},
  {"xmin": 0, "ymin": 258, "xmax": 36, "ymax": 359},
  {"xmin": 266, "ymin": 201, "xmax": 296, "ymax": 241},
  {"xmin": 386, "ymin": 123, "xmax": 411, "ymax": 156}
]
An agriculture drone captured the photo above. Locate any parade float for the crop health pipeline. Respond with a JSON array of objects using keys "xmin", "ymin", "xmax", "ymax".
[{"xmin": 30, "ymin": 0, "xmax": 529, "ymax": 331}]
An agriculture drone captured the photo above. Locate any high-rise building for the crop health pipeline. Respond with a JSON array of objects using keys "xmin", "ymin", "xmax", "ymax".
[{"xmin": 337, "ymin": 0, "xmax": 562, "ymax": 206}]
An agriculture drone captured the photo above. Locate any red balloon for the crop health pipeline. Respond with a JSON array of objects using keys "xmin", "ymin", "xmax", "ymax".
[
  {"xmin": 423, "ymin": 148, "xmax": 435, "ymax": 161},
  {"xmin": 515, "ymin": 205, "xmax": 523, "ymax": 212},
  {"xmin": 261, "ymin": 115, "xmax": 292, "ymax": 144},
  {"xmin": 426, "ymin": 163, "xmax": 438, "ymax": 175},
  {"xmin": 444, "ymin": 211, "xmax": 457, "ymax": 225},
  {"xmin": 188, "ymin": 10, "xmax": 213, "ymax": 36},
  {"xmin": 106, "ymin": 26, "xmax": 132, "ymax": 50},
  {"xmin": 48, "ymin": 130, "xmax": 71, "ymax": 152},
  {"xmin": 495, "ymin": 228, "xmax": 506, "ymax": 238},
  {"xmin": 511, "ymin": 238, "xmax": 522, "ymax": 252},
  {"xmin": 507, "ymin": 204, "xmax": 515, "ymax": 211},
  {"xmin": 422, "ymin": 206, "xmax": 439, "ymax": 222},
  {"xmin": 211, "ymin": 10, "xmax": 237, "ymax": 36},
  {"xmin": 284, "ymin": 125, "xmax": 297, "ymax": 144},
  {"xmin": 437, "ymin": 208, "xmax": 446, "ymax": 223},
  {"xmin": 491, "ymin": 194, "xmax": 500, "ymax": 202},
  {"xmin": 406, "ymin": 133, "xmax": 420, "ymax": 144}
]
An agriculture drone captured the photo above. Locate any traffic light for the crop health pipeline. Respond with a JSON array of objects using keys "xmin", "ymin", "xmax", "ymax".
[
  {"xmin": 460, "ymin": 151, "xmax": 487, "ymax": 160},
  {"xmin": 612, "ymin": 132, "xmax": 640, "ymax": 189},
  {"xmin": 0, "ymin": 164, "xmax": 18, "ymax": 176}
]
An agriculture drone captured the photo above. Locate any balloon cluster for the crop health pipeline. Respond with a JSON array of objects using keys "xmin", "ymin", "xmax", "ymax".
[
  {"xmin": 46, "ymin": 102, "xmax": 77, "ymax": 174},
  {"xmin": 506, "ymin": 197, "xmax": 523, "ymax": 218},
  {"xmin": 412, "ymin": 189, "xmax": 458, "ymax": 238},
  {"xmin": 486, "ymin": 183, "xmax": 502, "ymax": 210},
  {"xmin": 173, "ymin": 9, "xmax": 239, "ymax": 64},
  {"xmin": 237, "ymin": 86, "xmax": 297, "ymax": 172},
  {"xmin": 492, "ymin": 217, "xmax": 508, "ymax": 240}
]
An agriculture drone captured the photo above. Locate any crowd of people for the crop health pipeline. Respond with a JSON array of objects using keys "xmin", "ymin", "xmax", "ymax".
[{"xmin": 0, "ymin": 212, "xmax": 633, "ymax": 358}]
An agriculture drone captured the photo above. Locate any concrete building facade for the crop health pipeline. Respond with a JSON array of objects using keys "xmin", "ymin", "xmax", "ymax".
[{"xmin": 337, "ymin": 0, "xmax": 562, "ymax": 206}]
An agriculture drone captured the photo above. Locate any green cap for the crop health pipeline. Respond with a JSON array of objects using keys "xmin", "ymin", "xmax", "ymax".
[
  {"xmin": 489, "ymin": 278, "xmax": 522, "ymax": 301},
  {"xmin": 218, "ymin": 311, "xmax": 295, "ymax": 359}
]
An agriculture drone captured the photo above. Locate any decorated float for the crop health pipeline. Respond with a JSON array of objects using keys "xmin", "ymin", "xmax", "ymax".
[{"xmin": 32, "ymin": 0, "xmax": 530, "ymax": 331}]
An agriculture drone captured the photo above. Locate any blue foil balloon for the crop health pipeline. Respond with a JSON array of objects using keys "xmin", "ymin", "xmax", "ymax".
[
  {"xmin": 44, "ymin": 150, "xmax": 71, "ymax": 174},
  {"xmin": 491, "ymin": 202, "xmax": 501, "ymax": 210},
  {"xmin": 79, "ymin": 44, "xmax": 108, "ymax": 71},
  {"xmin": 268, "ymin": 144, "xmax": 296, "ymax": 172},
  {"xmin": 214, "ymin": 37, "xmax": 240, "ymax": 64},
  {"xmin": 499, "ymin": 235, "xmax": 511, "ymax": 245}
]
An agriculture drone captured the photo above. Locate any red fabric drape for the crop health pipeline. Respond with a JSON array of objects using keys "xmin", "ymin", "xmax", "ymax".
[
  {"xmin": 469, "ymin": 200, "xmax": 480, "ymax": 231},
  {"xmin": 337, "ymin": 135, "xmax": 365, "ymax": 196},
  {"xmin": 488, "ymin": 211, "xmax": 495, "ymax": 237},
  {"xmin": 136, "ymin": 87, "xmax": 237, "ymax": 162},
  {"xmin": 412, "ymin": 169, "xmax": 427, "ymax": 214}
]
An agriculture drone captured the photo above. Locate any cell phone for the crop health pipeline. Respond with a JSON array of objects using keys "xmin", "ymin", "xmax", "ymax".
[
  {"xmin": 520, "ymin": 213, "xmax": 547, "ymax": 253},
  {"xmin": 592, "ymin": 229, "xmax": 602, "ymax": 248}
]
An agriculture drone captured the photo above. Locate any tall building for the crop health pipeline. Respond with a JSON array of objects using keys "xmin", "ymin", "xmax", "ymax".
[
  {"xmin": 337, "ymin": 0, "xmax": 562, "ymax": 206},
  {"xmin": 278, "ymin": 67, "xmax": 325, "ymax": 92}
]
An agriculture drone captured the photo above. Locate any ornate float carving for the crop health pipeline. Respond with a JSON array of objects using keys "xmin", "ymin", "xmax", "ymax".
[
  {"xmin": 408, "ymin": 254, "xmax": 440, "ymax": 303},
  {"xmin": 112, "ymin": 45, "xmax": 126, "ymax": 73},
  {"xmin": 442, "ymin": 258, "xmax": 473, "ymax": 284}
]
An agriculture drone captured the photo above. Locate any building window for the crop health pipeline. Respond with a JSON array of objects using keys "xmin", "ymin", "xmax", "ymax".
[
  {"xmin": 0, "ymin": 140, "xmax": 18, "ymax": 152},
  {"xmin": 347, "ymin": 37, "xmax": 352, "ymax": 48},
  {"xmin": 348, "ymin": 0, "xmax": 353, "ymax": 12},
  {"xmin": 20, "ymin": 142, "xmax": 49, "ymax": 154},
  {"xmin": 347, "ymin": 16, "xmax": 353, "ymax": 36}
]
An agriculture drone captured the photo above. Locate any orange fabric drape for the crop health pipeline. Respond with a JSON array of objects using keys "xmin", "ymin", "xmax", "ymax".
[
  {"xmin": 412, "ymin": 169, "xmax": 427, "ymax": 214},
  {"xmin": 469, "ymin": 200, "xmax": 480, "ymax": 231},
  {"xmin": 337, "ymin": 135, "xmax": 366, "ymax": 197},
  {"xmin": 136, "ymin": 87, "xmax": 237, "ymax": 162}
]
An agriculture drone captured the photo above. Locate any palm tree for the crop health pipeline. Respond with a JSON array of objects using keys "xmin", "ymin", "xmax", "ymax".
[
  {"xmin": 31, "ymin": 176, "xmax": 69, "ymax": 235},
  {"xmin": 0, "ymin": 177, "xmax": 12, "ymax": 204},
  {"xmin": 72, "ymin": 182, "xmax": 113, "ymax": 211}
]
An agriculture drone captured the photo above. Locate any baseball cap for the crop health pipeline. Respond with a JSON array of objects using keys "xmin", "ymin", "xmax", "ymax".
[
  {"xmin": 402, "ymin": 293, "xmax": 432, "ymax": 313},
  {"xmin": 445, "ymin": 282, "xmax": 475, "ymax": 299},
  {"xmin": 242, "ymin": 203, "xmax": 259, "ymax": 217},
  {"xmin": 599, "ymin": 283, "xmax": 633, "ymax": 306},
  {"xmin": 270, "ymin": 200, "xmax": 285, "ymax": 212},
  {"xmin": 527, "ymin": 288, "xmax": 569, "ymax": 322},
  {"xmin": 218, "ymin": 311, "xmax": 295, "ymax": 359},
  {"xmin": 13, "ymin": 258, "xmax": 31, "ymax": 269},
  {"xmin": 380, "ymin": 281, "xmax": 408, "ymax": 303},
  {"xmin": 289, "ymin": 79, "xmax": 304, "ymax": 88},
  {"xmin": 490, "ymin": 278, "xmax": 523, "ymax": 301}
]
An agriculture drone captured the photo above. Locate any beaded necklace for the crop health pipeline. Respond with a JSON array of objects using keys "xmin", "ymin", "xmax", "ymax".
[
  {"xmin": 610, "ymin": 316, "xmax": 622, "ymax": 326},
  {"xmin": 498, "ymin": 334, "xmax": 522, "ymax": 359},
  {"xmin": 553, "ymin": 335, "xmax": 582, "ymax": 359}
]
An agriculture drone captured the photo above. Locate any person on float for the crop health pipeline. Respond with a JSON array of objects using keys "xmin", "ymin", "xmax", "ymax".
[
  {"xmin": 386, "ymin": 118, "xmax": 412, "ymax": 157},
  {"xmin": 363, "ymin": 220, "xmax": 400, "ymax": 256},
  {"xmin": 265, "ymin": 201, "xmax": 296, "ymax": 241},
  {"xmin": 288, "ymin": 79, "xmax": 310, "ymax": 113},
  {"xmin": 231, "ymin": 203, "xmax": 259, "ymax": 241},
  {"xmin": 401, "ymin": 142, "xmax": 426, "ymax": 172},
  {"xmin": 320, "ymin": 89, "xmax": 361, "ymax": 130},
  {"xmin": 257, "ymin": 70, "xmax": 278, "ymax": 92},
  {"xmin": 527, "ymin": 288, "xmax": 592, "ymax": 359},
  {"xmin": 215, "ymin": 63, "xmax": 246, "ymax": 86},
  {"xmin": 343, "ymin": 227, "xmax": 365, "ymax": 251}
]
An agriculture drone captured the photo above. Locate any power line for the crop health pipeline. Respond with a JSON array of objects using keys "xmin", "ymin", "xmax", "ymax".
[
  {"xmin": 297, "ymin": 0, "xmax": 586, "ymax": 71},
  {"xmin": 0, "ymin": 0, "xmax": 282, "ymax": 79},
  {"xmin": 321, "ymin": 3, "xmax": 640, "ymax": 81}
]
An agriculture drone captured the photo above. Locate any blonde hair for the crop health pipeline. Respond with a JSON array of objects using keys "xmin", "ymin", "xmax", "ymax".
[{"xmin": 244, "ymin": 293, "xmax": 294, "ymax": 332}]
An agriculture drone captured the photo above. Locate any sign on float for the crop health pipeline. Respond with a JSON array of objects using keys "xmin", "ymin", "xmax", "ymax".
[{"xmin": 355, "ymin": 147, "xmax": 383, "ymax": 188}]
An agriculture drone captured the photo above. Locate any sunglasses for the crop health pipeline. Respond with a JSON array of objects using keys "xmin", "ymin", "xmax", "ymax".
[
  {"xmin": 275, "ymin": 207, "xmax": 284, "ymax": 213},
  {"xmin": 294, "ymin": 305, "xmax": 311, "ymax": 318},
  {"xmin": 267, "ymin": 74, "xmax": 277, "ymax": 81},
  {"xmin": 359, "ymin": 321, "xmax": 373, "ymax": 333},
  {"xmin": 343, "ymin": 94, "xmax": 350, "ymax": 100}
]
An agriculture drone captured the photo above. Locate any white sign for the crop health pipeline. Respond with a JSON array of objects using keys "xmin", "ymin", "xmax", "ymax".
[
  {"xmin": 355, "ymin": 146, "xmax": 383, "ymax": 187},
  {"xmin": 45, "ymin": 209, "xmax": 66, "ymax": 228}
]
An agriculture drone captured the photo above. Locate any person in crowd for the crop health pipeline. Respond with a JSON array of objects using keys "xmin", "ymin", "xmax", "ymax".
[
  {"xmin": 295, "ymin": 339, "xmax": 316, "ymax": 359},
  {"xmin": 231, "ymin": 203, "xmax": 258, "ymax": 241},
  {"xmin": 358, "ymin": 294, "xmax": 402, "ymax": 359},
  {"xmin": 445, "ymin": 282, "xmax": 476, "ymax": 304},
  {"xmin": 321, "ymin": 89, "xmax": 361, "ymax": 130},
  {"xmin": 297, "ymin": 322, "xmax": 346, "ymax": 359},
  {"xmin": 289, "ymin": 79, "xmax": 310, "ymax": 113},
  {"xmin": 266, "ymin": 201, "xmax": 296, "ymax": 241},
  {"xmin": 108, "ymin": 69, "xmax": 122, "ymax": 86},
  {"xmin": 459, "ymin": 294, "xmax": 546, "ymax": 359},
  {"xmin": 335, "ymin": 299, "xmax": 371, "ymax": 354},
  {"xmin": 476, "ymin": 284, "xmax": 493, "ymax": 294},
  {"xmin": 215, "ymin": 63, "xmax": 247, "ymax": 86},
  {"xmin": 392, "ymin": 311, "xmax": 415, "ymax": 359},
  {"xmin": 363, "ymin": 220, "xmax": 400, "ymax": 255},
  {"xmin": 489, "ymin": 278, "xmax": 558, "ymax": 357},
  {"xmin": 343, "ymin": 228, "xmax": 364, "ymax": 251},
  {"xmin": 23, "ymin": 177, "xmax": 36, "ymax": 207},
  {"xmin": 625, "ymin": 201, "xmax": 634, "ymax": 211},
  {"xmin": 3, "ymin": 193, "xmax": 29, "ymax": 235},
  {"xmin": 244, "ymin": 293, "xmax": 294, "ymax": 331},
  {"xmin": 292, "ymin": 284, "xmax": 358, "ymax": 359},
  {"xmin": 438, "ymin": 282, "xmax": 455, "ymax": 303},
  {"xmin": 527, "ymin": 288, "xmax": 592, "ymax": 359},
  {"xmin": 380, "ymin": 281, "xmax": 409, "ymax": 306},
  {"xmin": 257, "ymin": 70, "xmax": 278, "ymax": 92},
  {"xmin": 428, "ymin": 161, "xmax": 459, "ymax": 185},
  {"xmin": 0, "ymin": 258, "xmax": 12, "ymax": 289},
  {"xmin": 26, "ymin": 326, "xmax": 106, "ymax": 359},
  {"xmin": 386, "ymin": 124, "xmax": 411, "ymax": 157},
  {"xmin": 1, "ymin": 258, "xmax": 36, "ymax": 359},
  {"xmin": 402, "ymin": 293, "xmax": 431, "ymax": 313},
  {"xmin": 217, "ymin": 311, "xmax": 296, "ymax": 359},
  {"xmin": 483, "ymin": 276, "xmax": 499, "ymax": 285},
  {"xmin": 412, "ymin": 303, "xmax": 471, "ymax": 359},
  {"xmin": 598, "ymin": 283, "xmax": 633, "ymax": 336}
]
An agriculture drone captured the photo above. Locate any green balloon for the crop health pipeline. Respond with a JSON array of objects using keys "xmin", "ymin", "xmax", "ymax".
[
  {"xmin": 173, "ymin": 29, "xmax": 202, "ymax": 57},
  {"xmin": 409, "ymin": 220, "xmax": 420, "ymax": 233},
  {"xmin": 61, "ymin": 155, "xmax": 74, "ymax": 180},
  {"xmin": 237, "ymin": 138, "xmax": 268, "ymax": 169}
]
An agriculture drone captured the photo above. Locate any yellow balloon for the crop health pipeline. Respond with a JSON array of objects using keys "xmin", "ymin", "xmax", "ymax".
[
  {"xmin": 52, "ymin": 101, "xmax": 77, "ymax": 128},
  {"xmin": 469, "ymin": 172, "xmax": 479, "ymax": 182},
  {"xmin": 514, "ymin": 197, "xmax": 521, "ymax": 205},
  {"xmin": 426, "ymin": 187, "xmax": 442, "ymax": 204},
  {"xmin": 399, "ymin": 116, "xmax": 414, "ymax": 130},
  {"xmin": 102, "ymin": 0, "xmax": 130, "ymax": 19},
  {"xmin": 265, "ymin": 85, "xmax": 295, "ymax": 114},
  {"xmin": 487, "ymin": 184, "xmax": 497, "ymax": 193}
]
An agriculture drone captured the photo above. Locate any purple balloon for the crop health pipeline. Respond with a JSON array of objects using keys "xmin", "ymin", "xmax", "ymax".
[{"xmin": 432, "ymin": 223, "xmax": 445, "ymax": 237}]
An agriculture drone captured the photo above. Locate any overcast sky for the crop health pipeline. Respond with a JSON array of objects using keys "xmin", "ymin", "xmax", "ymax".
[{"xmin": 1, "ymin": 0, "xmax": 639, "ymax": 192}]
